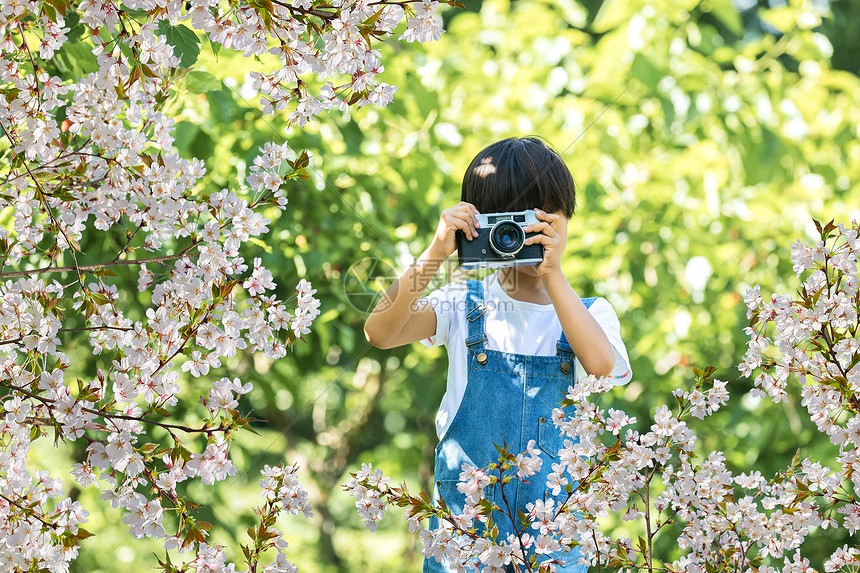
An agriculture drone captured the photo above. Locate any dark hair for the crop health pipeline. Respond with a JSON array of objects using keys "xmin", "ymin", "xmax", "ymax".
[{"xmin": 460, "ymin": 137, "xmax": 575, "ymax": 218}]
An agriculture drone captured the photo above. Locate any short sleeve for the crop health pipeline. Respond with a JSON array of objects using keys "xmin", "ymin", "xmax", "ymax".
[
  {"xmin": 584, "ymin": 298, "xmax": 632, "ymax": 385},
  {"xmin": 419, "ymin": 281, "xmax": 467, "ymax": 348}
]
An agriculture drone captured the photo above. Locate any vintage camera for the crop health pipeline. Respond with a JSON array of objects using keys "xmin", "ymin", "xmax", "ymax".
[{"xmin": 456, "ymin": 210, "xmax": 544, "ymax": 270}]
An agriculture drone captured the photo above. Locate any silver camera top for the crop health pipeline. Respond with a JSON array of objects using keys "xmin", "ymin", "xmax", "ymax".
[{"xmin": 474, "ymin": 210, "xmax": 540, "ymax": 227}]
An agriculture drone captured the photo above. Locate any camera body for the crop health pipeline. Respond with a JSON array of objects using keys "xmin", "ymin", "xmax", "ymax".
[{"xmin": 456, "ymin": 210, "xmax": 544, "ymax": 270}]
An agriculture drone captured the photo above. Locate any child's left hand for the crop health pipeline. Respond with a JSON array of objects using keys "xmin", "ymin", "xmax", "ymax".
[{"xmin": 523, "ymin": 208, "xmax": 568, "ymax": 279}]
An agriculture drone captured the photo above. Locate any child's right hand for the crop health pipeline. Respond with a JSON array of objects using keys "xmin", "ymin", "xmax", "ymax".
[{"xmin": 428, "ymin": 201, "xmax": 481, "ymax": 260}]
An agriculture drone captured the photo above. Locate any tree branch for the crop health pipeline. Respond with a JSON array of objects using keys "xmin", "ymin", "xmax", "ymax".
[
  {"xmin": 643, "ymin": 467, "xmax": 654, "ymax": 572},
  {"xmin": 0, "ymin": 244, "xmax": 200, "ymax": 279},
  {"xmin": 0, "ymin": 492, "xmax": 57, "ymax": 528},
  {"xmin": 0, "ymin": 325, "xmax": 135, "ymax": 346},
  {"xmin": 497, "ymin": 463, "xmax": 532, "ymax": 572},
  {"xmin": 593, "ymin": 529, "xmax": 603, "ymax": 573},
  {"xmin": 2, "ymin": 381, "xmax": 220, "ymax": 435}
]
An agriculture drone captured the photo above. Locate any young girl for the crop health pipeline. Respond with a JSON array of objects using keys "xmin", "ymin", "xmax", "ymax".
[{"xmin": 364, "ymin": 137, "xmax": 632, "ymax": 572}]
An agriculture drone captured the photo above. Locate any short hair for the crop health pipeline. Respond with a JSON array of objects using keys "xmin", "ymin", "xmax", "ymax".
[{"xmin": 460, "ymin": 137, "xmax": 576, "ymax": 218}]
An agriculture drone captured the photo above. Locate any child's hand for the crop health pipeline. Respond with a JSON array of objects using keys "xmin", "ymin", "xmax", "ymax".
[
  {"xmin": 524, "ymin": 208, "xmax": 568, "ymax": 278},
  {"xmin": 428, "ymin": 201, "xmax": 480, "ymax": 260}
]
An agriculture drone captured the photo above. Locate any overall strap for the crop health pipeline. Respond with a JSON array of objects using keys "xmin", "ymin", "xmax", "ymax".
[
  {"xmin": 464, "ymin": 279, "xmax": 488, "ymax": 362},
  {"xmin": 556, "ymin": 296, "xmax": 598, "ymax": 373}
]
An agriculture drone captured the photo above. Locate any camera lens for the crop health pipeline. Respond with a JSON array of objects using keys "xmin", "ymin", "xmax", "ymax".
[{"xmin": 489, "ymin": 221, "xmax": 525, "ymax": 256}]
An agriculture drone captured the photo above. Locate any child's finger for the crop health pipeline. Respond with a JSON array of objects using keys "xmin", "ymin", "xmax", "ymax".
[
  {"xmin": 450, "ymin": 201, "xmax": 481, "ymax": 228},
  {"xmin": 457, "ymin": 201, "xmax": 480, "ymax": 217},
  {"xmin": 454, "ymin": 202, "xmax": 480, "ymax": 224},
  {"xmin": 524, "ymin": 221, "xmax": 558, "ymax": 239},
  {"xmin": 445, "ymin": 211, "xmax": 478, "ymax": 238},
  {"xmin": 455, "ymin": 210, "xmax": 480, "ymax": 236},
  {"xmin": 452, "ymin": 204, "xmax": 480, "ymax": 229},
  {"xmin": 534, "ymin": 209, "xmax": 560, "ymax": 226},
  {"xmin": 524, "ymin": 233, "xmax": 553, "ymax": 246},
  {"xmin": 535, "ymin": 209, "xmax": 561, "ymax": 229}
]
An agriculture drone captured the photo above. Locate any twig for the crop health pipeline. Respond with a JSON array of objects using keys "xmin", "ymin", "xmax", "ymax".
[
  {"xmin": 269, "ymin": 0, "xmax": 338, "ymax": 21},
  {"xmin": 17, "ymin": 23, "xmax": 42, "ymax": 104},
  {"xmin": 0, "ymin": 325, "xmax": 136, "ymax": 347},
  {"xmin": 2, "ymin": 381, "xmax": 220, "ymax": 435},
  {"xmin": 0, "ymin": 121, "xmax": 87, "ymax": 290},
  {"xmin": 0, "ymin": 493, "xmax": 56, "ymax": 528},
  {"xmin": 593, "ymin": 529, "xmax": 603, "ymax": 573},
  {"xmin": 643, "ymin": 467, "xmax": 654, "ymax": 572},
  {"xmin": 0, "ymin": 244, "xmax": 200, "ymax": 279},
  {"xmin": 111, "ymin": 222, "xmax": 145, "ymax": 263},
  {"xmin": 497, "ymin": 465, "xmax": 532, "ymax": 572}
]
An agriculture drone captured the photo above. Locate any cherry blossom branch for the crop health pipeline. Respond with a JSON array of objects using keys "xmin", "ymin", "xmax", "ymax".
[
  {"xmin": 111, "ymin": 222, "xmax": 146, "ymax": 263},
  {"xmin": 0, "ymin": 325, "xmax": 135, "ymax": 347},
  {"xmin": 16, "ymin": 23, "xmax": 41, "ymax": 104},
  {"xmin": 643, "ymin": 467, "xmax": 654, "ymax": 572},
  {"xmin": 148, "ymin": 308, "xmax": 213, "ymax": 379},
  {"xmin": 366, "ymin": 0, "xmax": 428, "ymax": 6},
  {"xmin": 0, "ymin": 0, "xmax": 399, "ymax": 568},
  {"xmin": 0, "ymin": 140, "xmax": 107, "ymax": 191},
  {"xmin": 269, "ymin": 0, "xmax": 338, "ymax": 21},
  {"xmin": 0, "ymin": 245, "xmax": 201, "ymax": 279},
  {"xmin": 0, "ymin": 122, "xmax": 89, "ymax": 290},
  {"xmin": 593, "ymin": 529, "xmax": 603, "ymax": 573},
  {"xmin": 96, "ymin": 407, "xmax": 223, "ymax": 435},
  {"xmin": 496, "ymin": 464, "xmax": 532, "ymax": 572},
  {"xmin": 1, "ymin": 381, "xmax": 222, "ymax": 435},
  {"xmin": 552, "ymin": 463, "xmax": 600, "ymax": 522},
  {"xmin": 60, "ymin": 325, "xmax": 135, "ymax": 334},
  {"xmin": 0, "ymin": 493, "xmax": 55, "ymax": 528}
]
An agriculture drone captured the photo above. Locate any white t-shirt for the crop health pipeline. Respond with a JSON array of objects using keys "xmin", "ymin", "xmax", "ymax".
[{"xmin": 421, "ymin": 271, "xmax": 632, "ymax": 439}]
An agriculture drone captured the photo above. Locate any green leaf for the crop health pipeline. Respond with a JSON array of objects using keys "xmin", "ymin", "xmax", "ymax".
[
  {"xmin": 89, "ymin": 293, "xmax": 110, "ymax": 305},
  {"xmin": 65, "ymin": 11, "xmax": 85, "ymax": 44},
  {"xmin": 55, "ymin": 41, "xmax": 100, "ymax": 77},
  {"xmin": 631, "ymin": 53, "xmax": 662, "ymax": 93},
  {"xmin": 205, "ymin": 87, "xmax": 238, "ymax": 124},
  {"xmin": 813, "ymin": 218, "xmax": 823, "ymax": 235},
  {"xmin": 741, "ymin": 127, "xmax": 786, "ymax": 185},
  {"xmin": 759, "ymin": 5, "xmax": 795, "ymax": 33},
  {"xmin": 119, "ymin": 4, "xmax": 150, "ymax": 18},
  {"xmin": 155, "ymin": 20, "xmax": 201, "ymax": 68},
  {"xmin": 591, "ymin": 0, "xmax": 632, "ymax": 33},
  {"xmin": 706, "ymin": 0, "xmax": 743, "ymax": 36},
  {"xmin": 208, "ymin": 37, "xmax": 221, "ymax": 60},
  {"xmin": 184, "ymin": 70, "xmax": 222, "ymax": 94},
  {"xmin": 139, "ymin": 443, "xmax": 158, "ymax": 455},
  {"xmin": 247, "ymin": 237, "xmax": 273, "ymax": 253},
  {"xmin": 518, "ymin": 508, "xmax": 528, "ymax": 527},
  {"xmin": 173, "ymin": 120, "xmax": 201, "ymax": 155},
  {"xmin": 75, "ymin": 528, "xmax": 94, "ymax": 540}
]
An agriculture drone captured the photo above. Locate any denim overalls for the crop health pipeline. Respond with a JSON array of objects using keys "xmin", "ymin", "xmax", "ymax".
[{"xmin": 424, "ymin": 279, "xmax": 594, "ymax": 573}]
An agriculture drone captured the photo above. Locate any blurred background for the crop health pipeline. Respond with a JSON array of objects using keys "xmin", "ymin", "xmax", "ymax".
[{"xmin": 38, "ymin": 0, "xmax": 860, "ymax": 570}]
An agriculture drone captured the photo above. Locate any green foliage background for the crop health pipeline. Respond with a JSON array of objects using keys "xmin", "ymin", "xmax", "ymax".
[{"xmin": 39, "ymin": 0, "xmax": 859, "ymax": 571}]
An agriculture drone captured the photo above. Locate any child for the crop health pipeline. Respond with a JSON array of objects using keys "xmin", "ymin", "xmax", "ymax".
[{"xmin": 364, "ymin": 137, "xmax": 632, "ymax": 572}]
